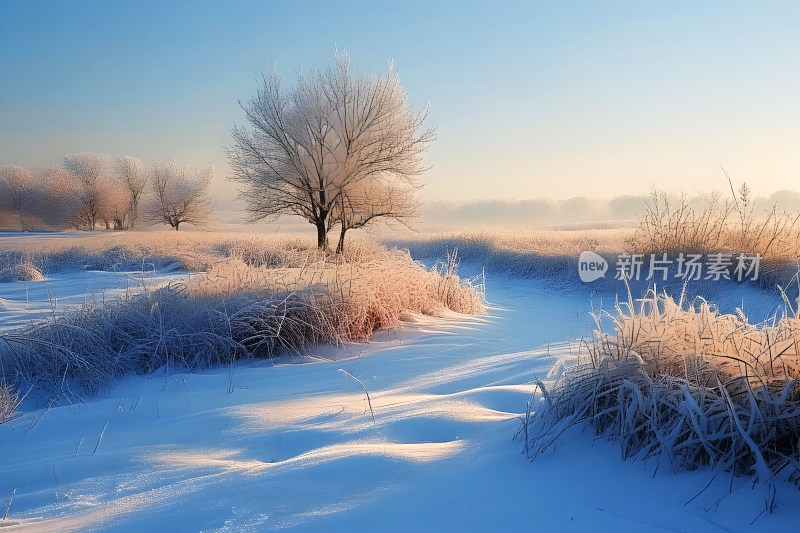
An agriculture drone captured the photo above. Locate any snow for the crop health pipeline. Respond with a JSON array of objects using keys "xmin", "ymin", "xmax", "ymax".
[
  {"xmin": 2, "ymin": 266, "xmax": 800, "ymax": 531},
  {"xmin": 0, "ymin": 266, "xmax": 189, "ymax": 328}
]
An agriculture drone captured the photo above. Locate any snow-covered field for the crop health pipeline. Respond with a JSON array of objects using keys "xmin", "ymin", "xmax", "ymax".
[
  {"xmin": 2, "ymin": 252, "xmax": 800, "ymax": 531},
  {"xmin": 0, "ymin": 266, "xmax": 189, "ymax": 329}
]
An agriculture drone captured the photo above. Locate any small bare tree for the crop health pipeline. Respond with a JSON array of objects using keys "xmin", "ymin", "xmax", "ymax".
[
  {"xmin": 116, "ymin": 156, "xmax": 147, "ymax": 229},
  {"xmin": 64, "ymin": 152, "xmax": 115, "ymax": 230},
  {"xmin": 227, "ymin": 49, "xmax": 434, "ymax": 250},
  {"xmin": 149, "ymin": 159, "xmax": 215, "ymax": 231}
]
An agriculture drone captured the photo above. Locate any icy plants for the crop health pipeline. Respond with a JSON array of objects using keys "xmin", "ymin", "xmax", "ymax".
[
  {"xmin": 518, "ymin": 284, "xmax": 800, "ymax": 514},
  {"xmin": 0, "ymin": 241, "xmax": 483, "ymax": 402}
]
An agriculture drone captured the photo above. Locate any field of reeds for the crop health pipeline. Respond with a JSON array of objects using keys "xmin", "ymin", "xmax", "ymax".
[
  {"xmin": 0, "ymin": 233, "xmax": 483, "ymax": 417},
  {"xmin": 518, "ymin": 286, "xmax": 800, "ymax": 514},
  {"xmin": 388, "ymin": 185, "xmax": 800, "ymax": 296}
]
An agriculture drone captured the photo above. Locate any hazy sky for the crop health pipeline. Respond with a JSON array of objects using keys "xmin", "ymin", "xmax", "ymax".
[{"xmin": 2, "ymin": 1, "xmax": 799, "ymax": 208}]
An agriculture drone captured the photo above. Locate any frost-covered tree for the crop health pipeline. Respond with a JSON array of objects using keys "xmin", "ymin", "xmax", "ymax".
[
  {"xmin": 0, "ymin": 165, "xmax": 35, "ymax": 229},
  {"xmin": 39, "ymin": 165, "xmax": 82, "ymax": 229},
  {"xmin": 227, "ymin": 49, "xmax": 434, "ymax": 250},
  {"xmin": 100, "ymin": 178, "xmax": 132, "ymax": 230},
  {"xmin": 63, "ymin": 152, "xmax": 116, "ymax": 230},
  {"xmin": 149, "ymin": 159, "xmax": 215, "ymax": 231},
  {"xmin": 116, "ymin": 156, "xmax": 147, "ymax": 229}
]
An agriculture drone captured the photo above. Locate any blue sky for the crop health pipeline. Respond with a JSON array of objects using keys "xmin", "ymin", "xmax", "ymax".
[{"xmin": 2, "ymin": 1, "xmax": 800, "ymax": 207}]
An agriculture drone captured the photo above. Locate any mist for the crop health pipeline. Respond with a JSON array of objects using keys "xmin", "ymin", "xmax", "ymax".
[{"xmin": 415, "ymin": 190, "xmax": 800, "ymax": 231}]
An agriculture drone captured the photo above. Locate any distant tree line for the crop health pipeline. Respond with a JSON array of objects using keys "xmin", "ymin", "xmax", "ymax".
[{"xmin": 0, "ymin": 153, "xmax": 214, "ymax": 231}]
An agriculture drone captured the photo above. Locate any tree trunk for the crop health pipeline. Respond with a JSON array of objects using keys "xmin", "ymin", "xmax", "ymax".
[
  {"xmin": 316, "ymin": 220, "xmax": 328, "ymax": 249},
  {"xmin": 336, "ymin": 225, "xmax": 347, "ymax": 254}
]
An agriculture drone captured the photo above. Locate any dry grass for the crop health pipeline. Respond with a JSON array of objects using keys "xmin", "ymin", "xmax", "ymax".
[
  {"xmin": 633, "ymin": 188, "xmax": 800, "ymax": 260},
  {"xmin": 381, "ymin": 191, "xmax": 800, "ymax": 286},
  {"xmin": 389, "ymin": 196, "xmax": 800, "ymax": 285},
  {"xmin": 389, "ymin": 228, "xmax": 631, "ymax": 257},
  {"xmin": 519, "ymin": 287, "xmax": 800, "ymax": 510},
  {"xmin": 0, "ymin": 386, "xmax": 20, "ymax": 424},
  {"xmin": 386, "ymin": 228, "xmax": 631, "ymax": 280},
  {"xmin": 0, "ymin": 231, "xmax": 320, "ymax": 274},
  {"xmin": 0, "ymin": 234, "xmax": 483, "ymax": 396},
  {"xmin": 185, "ymin": 246, "xmax": 484, "ymax": 342},
  {"xmin": 599, "ymin": 288, "xmax": 800, "ymax": 382},
  {"xmin": 627, "ymin": 188, "xmax": 800, "ymax": 291},
  {"xmin": 0, "ymin": 262, "xmax": 45, "ymax": 283},
  {"xmin": 632, "ymin": 190, "xmax": 733, "ymax": 255}
]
